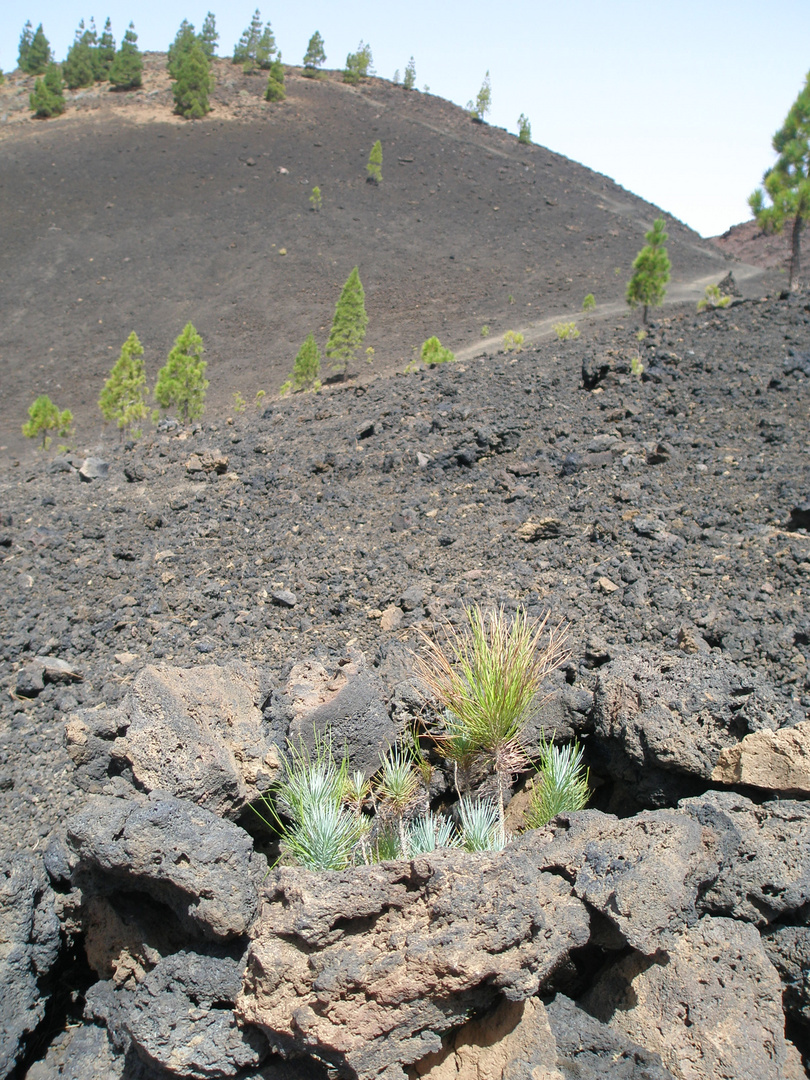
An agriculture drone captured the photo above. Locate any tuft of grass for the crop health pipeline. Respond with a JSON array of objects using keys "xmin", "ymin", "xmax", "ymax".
[
  {"xmin": 525, "ymin": 737, "xmax": 590, "ymax": 829},
  {"xmin": 697, "ymin": 283, "xmax": 731, "ymax": 312},
  {"xmin": 417, "ymin": 606, "xmax": 569, "ymax": 835},
  {"xmin": 458, "ymin": 797, "xmax": 506, "ymax": 852},
  {"xmin": 503, "ymin": 330, "xmax": 524, "ymax": 353},
  {"xmin": 407, "ymin": 810, "xmax": 459, "ymax": 855},
  {"xmin": 554, "ymin": 322, "xmax": 580, "ymax": 341}
]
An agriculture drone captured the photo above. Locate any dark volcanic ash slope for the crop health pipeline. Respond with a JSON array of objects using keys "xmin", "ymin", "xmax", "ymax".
[
  {"xmin": 1, "ymin": 288, "xmax": 808, "ymax": 857},
  {"xmin": 0, "ymin": 54, "xmax": 741, "ymax": 454}
]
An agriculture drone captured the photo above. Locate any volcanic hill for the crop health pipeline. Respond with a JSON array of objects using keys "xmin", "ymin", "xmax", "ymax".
[{"xmin": 0, "ymin": 52, "xmax": 758, "ymax": 455}]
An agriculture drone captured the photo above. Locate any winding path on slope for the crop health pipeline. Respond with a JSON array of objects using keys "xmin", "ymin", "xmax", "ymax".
[{"xmin": 452, "ymin": 262, "xmax": 768, "ymax": 362}]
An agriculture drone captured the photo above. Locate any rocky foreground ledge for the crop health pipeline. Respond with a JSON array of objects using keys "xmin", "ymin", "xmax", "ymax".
[{"xmin": 1, "ymin": 290, "xmax": 809, "ymax": 1077}]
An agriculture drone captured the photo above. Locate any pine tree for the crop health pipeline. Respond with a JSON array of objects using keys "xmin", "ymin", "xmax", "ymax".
[
  {"xmin": 326, "ymin": 267, "xmax": 368, "ymax": 376},
  {"xmin": 173, "ymin": 40, "xmax": 213, "ymax": 119},
  {"xmin": 96, "ymin": 18, "xmax": 116, "ymax": 80},
  {"xmin": 469, "ymin": 71, "xmax": 491, "ymax": 122},
  {"xmin": 403, "ymin": 56, "xmax": 416, "ymax": 90},
  {"xmin": 99, "ymin": 332, "xmax": 150, "ymax": 437},
  {"xmin": 22, "ymin": 24, "xmax": 52, "ymax": 75},
  {"xmin": 344, "ymin": 41, "xmax": 372, "ymax": 84},
  {"xmin": 366, "ymin": 139, "xmax": 382, "ymax": 184},
  {"xmin": 22, "ymin": 395, "xmax": 73, "ymax": 448},
  {"xmin": 233, "ymin": 10, "xmax": 274, "ymax": 73},
  {"xmin": 517, "ymin": 113, "xmax": 531, "ymax": 144},
  {"xmin": 303, "ymin": 31, "xmax": 325, "ymax": 76},
  {"xmin": 626, "ymin": 218, "xmax": 671, "ymax": 323},
  {"xmin": 30, "ymin": 64, "xmax": 65, "ymax": 118},
  {"xmin": 264, "ymin": 54, "xmax": 285, "ymax": 102},
  {"xmin": 63, "ymin": 22, "xmax": 96, "ymax": 90},
  {"xmin": 281, "ymin": 333, "xmax": 321, "ymax": 394},
  {"xmin": 18, "ymin": 22, "xmax": 33, "ymax": 73},
  {"xmin": 109, "ymin": 22, "xmax": 142, "ymax": 90},
  {"xmin": 168, "ymin": 19, "xmax": 197, "ymax": 80},
  {"xmin": 200, "ymin": 12, "xmax": 218, "ymax": 58},
  {"xmin": 155, "ymin": 323, "xmax": 208, "ymax": 422},
  {"xmin": 749, "ymin": 69, "xmax": 810, "ymax": 291}
]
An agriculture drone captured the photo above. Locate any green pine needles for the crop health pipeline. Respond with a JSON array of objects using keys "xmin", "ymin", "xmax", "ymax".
[
  {"xmin": 154, "ymin": 322, "xmax": 209, "ymax": 422},
  {"xmin": 749, "ymin": 69, "xmax": 810, "ymax": 290},
  {"xmin": 468, "ymin": 71, "xmax": 491, "ymax": 122},
  {"xmin": 326, "ymin": 267, "xmax": 369, "ymax": 376},
  {"xmin": 626, "ymin": 218, "xmax": 671, "ymax": 323},
  {"xmin": 99, "ymin": 332, "xmax": 150, "ymax": 437},
  {"xmin": 19, "ymin": 22, "xmax": 51, "ymax": 75},
  {"xmin": 517, "ymin": 113, "xmax": 531, "ymax": 144},
  {"xmin": 264, "ymin": 55, "xmax": 285, "ymax": 102},
  {"xmin": 22, "ymin": 396, "xmax": 73, "ymax": 448},
  {"xmin": 421, "ymin": 337, "xmax": 454, "ymax": 364},
  {"xmin": 367, "ymin": 140, "xmax": 383, "ymax": 184},
  {"xmin": 30, "ymin": 64, "xmax": 65, "ymax": 118},
  {"xmin": 173, "ymin": 39, "xmax": 213, "ymax": 119},
  {"xmin": 233, "ymin": 9, "xmax": 276, "ymax": 73},
  {"xmin": 109, "ymin": 22, "xmax": 142, "ymax": 90},
  {"xmin": 281, "ymin": 333, "xmax": 321, "ymax": 394},
  {"xmin": 525, "ymin": 737, "xmax": 590, "ymax": 829},
  {"xmin": 303, "ymin": 31, "xmax": 325, "ymax": 76}
]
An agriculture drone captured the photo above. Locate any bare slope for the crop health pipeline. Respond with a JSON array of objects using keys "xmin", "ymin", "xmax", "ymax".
[{"xmin": 2, "ymin": 54, "xmax": 741, "ymax": 452}]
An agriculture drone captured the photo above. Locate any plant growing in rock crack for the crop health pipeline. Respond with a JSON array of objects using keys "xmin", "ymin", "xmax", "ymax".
[
  {"xmin": 255, "ymin": 734, "xmax": 367, "ymax": 871},
  {"xmin": 525, "ymin": 736, "xmax": 590, "ymax": 829},
  {"xmin": 458, "ymin": 796, "xmax": 506, "ymax": 852},
  {"xmin": 417, "ymin": 605, "xmax": 570, "ymax": 838},
  {"xmin": 375, "ymin": 744, "xmax": 422, "ymax": 857}
]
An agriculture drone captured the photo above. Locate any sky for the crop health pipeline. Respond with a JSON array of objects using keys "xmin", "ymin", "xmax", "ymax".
[{"xmin": 3, "ymin": 0, "xmax": 808, "ymax": 238}]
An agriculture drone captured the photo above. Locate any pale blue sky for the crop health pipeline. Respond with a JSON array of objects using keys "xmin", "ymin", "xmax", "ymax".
[{"xmin": 3, "ymin": 1, "xmax": 807, "ymax": 237}]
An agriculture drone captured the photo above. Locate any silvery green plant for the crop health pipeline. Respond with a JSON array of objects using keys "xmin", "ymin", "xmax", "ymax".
[
  {"xmin": 376, "ymin": 745, "xmax": 421, "ymax": 857},
  {"xmin": 256, "ymin": 735, "xmax": 367, "ymax": 871},
  {"xmin": 458, "ymin": 796, "xmax": 506, "ymax": 852},
  {"xmin": 525, "ymin": 737, "xmax": 590, "ymax": 830},
  {"xmin": 407, "ymin": 810, "xmax": 459, "ymax": 856}
]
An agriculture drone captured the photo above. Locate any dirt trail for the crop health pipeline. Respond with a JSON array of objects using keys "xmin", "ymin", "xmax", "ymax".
[{"xmin": 453, "ymin": 263, "xmax": 767, "ymax": 362}]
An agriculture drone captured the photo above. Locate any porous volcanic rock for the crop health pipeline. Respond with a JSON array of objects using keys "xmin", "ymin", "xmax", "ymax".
[
  {"xmin": 591, "ymin": 649, "xmax": 801, "ymax": 806},
  {"xmin": 0, "ymin": 852, "xmax": 61, "ymax": 1077},
  {"xmin": 237, "ymin": 847, "xmax": 591, "ymax": 1080},
  {"xmin": 583, "ymin": 916, "xmax": 805, "ymax": 1080},
  {"xmin": 67, "ymin": 660, "xmax": 281, "ymax": 818},
  {"xmin": 712, "ymin": 718, "xmax": 810, "ymax": 794},
  {"xmin": 62, "ymin": 794, "xmax": 266, "ymax": 940}
]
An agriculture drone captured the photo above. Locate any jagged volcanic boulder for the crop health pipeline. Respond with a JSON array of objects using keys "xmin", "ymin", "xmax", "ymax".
[
  {"xmin": 237, "ymin": 846, "xmax": 590, "ymax": 1080},
  {"xmin": 583, "ymin": 916, "xmax": 805, "ymax": 1080},
  {"xmin": 66, "ymin": 661, "xmax": 280, "ymax": 819}
]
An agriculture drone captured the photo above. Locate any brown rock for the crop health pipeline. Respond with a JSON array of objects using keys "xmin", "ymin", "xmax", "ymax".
[
  {"xmin": 237, "ymin": 848, "xmax": 590, "ymax": 1080},
  {"xmin": 516, "ymin": 518, "xmax": 562, "ymax": 542},
  {"xmin": 583, "ymin": 916, "xmax": 805, "ymax": 1080},
  {"xmin": 184, "ymin": 451, "xmax": 228, "ymax": 474},
  {"xmin": 381, "ymin": 604, "xmax": 404, "ymax": 631},
  {"xmin": 113, "ymin": 661, "xmax": 279, "ymax": 819},
  {"xmin": 712, "ymin": 720, "xmax": 810, "ymax": 794}
]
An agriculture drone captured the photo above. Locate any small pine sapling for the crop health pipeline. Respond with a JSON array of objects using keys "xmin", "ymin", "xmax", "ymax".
[
  {"xmin": 154, "ymin": 322, "xmax": 209, "ymax": 422},
  {"xmin": 468, "ymin": 71, "xmax": 491, "ymax": 122},
  {"xmin": 344, "ymin": 41, "xmax": 372, "ymax": 84},
  {"xmin": 30, "ymin": 63, "xmax": 65, "ymax": 118},
  {"xmin": 366, "ymin": 139, "xmax": 382, "ymax": 184},
  {"xmin": 517, "ymin": 113, "xmax": 531, "ymax": 144},
  {"xmin": 302, "ymin": 31, "xmax": 325, "ymax": 76},
  {"xmin": 626, "ymin": 218, "xmax": 671, "ymax": 323},
  {"xmin": 403, "ymin": 56, "xmax": 416, "ymax": 90},
  {"xmin": 264, "ymin": 55, "xmax": 285, "ymax": 101},
  {"xmin": 281, "ymin": 332, "xmax": 321, "ymax": 394},
  {"xmin": 503, "ymin": 330, "xmax": 524, "ymax": 353},
  {"xmin": 553, "ymin": 322, "xmax": 579, "ymax": 340},
  {"xmin": 99, "ymin": 331, "xmax": 150, "ymax": 437},
  {"xmin": 22, "ymin": 395, "xmax": 73, "ymax": 448},
  {"xmin": 697, "ymin": 283, "xmax": 732, "ymax": 312},
  {"xmin": 309, "ymin": 185, "xmax": 322, "ymax": 211},
  {"xmin": 420, "ymin": 336, "xmax": 454, "ymax": 364},
  {"xmin": 325, "ymin": 267, "xmax": 368, "ymax": 376},
  {"xmin": 480, "ymin": 325, "xmax": 490, "ymax": 338},
  {"xmin": 525, "ymin": 737, "xmax": 590, "ymax": 829},
  {"xmin": 582, "ymin": 293, "xmax": 596, "ymax": 311}
]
